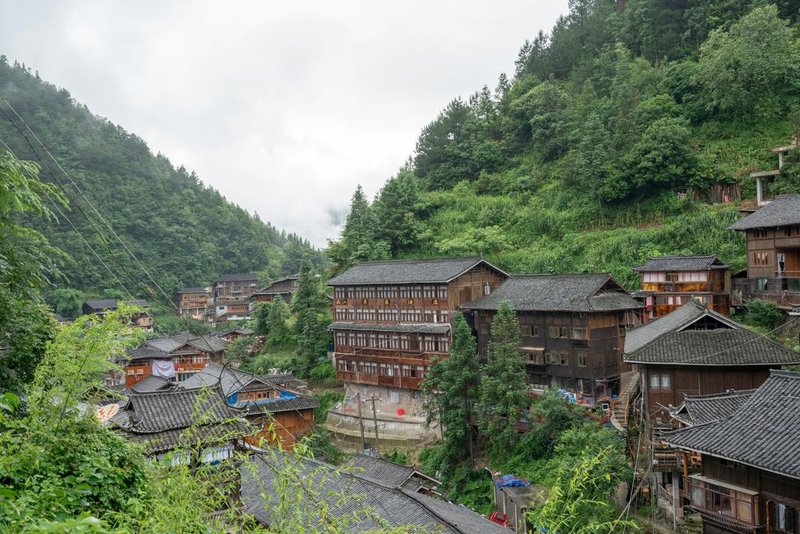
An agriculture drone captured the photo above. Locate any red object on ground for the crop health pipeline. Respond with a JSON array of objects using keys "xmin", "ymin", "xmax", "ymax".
[
  {"xmin": 396, "ymin": 408, "xmax": 405, "ymax": 416},
  {"xmin": 488, "ymin": 511, "xmax": 508, "ymax": 526}
]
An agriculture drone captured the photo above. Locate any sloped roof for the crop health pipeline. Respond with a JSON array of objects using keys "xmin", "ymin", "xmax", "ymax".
[
  {"xmin": 663, "ymin": 370, "xmax": 800, "ymax": 480},
  {"xmin": 216, "ymin": 273, "xmax": 259, "ymax": 282},
  {"xmin": 349, "ymin": 454, "xmax": 438, "ymax": 492},
  {"xmin": 727, "ymin": 194, "xmax": 800, "ymax": 230},
  {"xmin": 671, "ymin": 389, "xmax": 755, "ymax": 426},
  {"xmin": 242, "ymin": 395, "xmax": 320, "ymax": 415},
  {"xmin": 176, "ymin": 287, "xmax": 208, "ymax": 294},
  {"xmin": 109, "ymin": 387, "xmax": 246, "ymax": 454},
  {"xmin": 255, "ymin": 275, "xmax": 299, "ymax": 294},
  {"xmin": 180, "ymin": 363, "xmax": 312, "ymax": 403},
  {"xmin": 241, "ymin": 451, "xmax": 511, "ymax": 533},
  {"xmin": 327, "ymin": 257, "xmax": 507, "ymax": 286},
  {"xmin": 329, "ymin": 322, "xmax": 451, "ymax": 335},
  {"xmin": 624, "ymin": 301, "xmax": 800, "ymax": 366},
  {"xmin": 462, "ymin": 274, "xmax": 641, "ymax": 312},
  {"xmin": 633, "ymin": 255, "xmax": 729, "ymax": 272},
  {"xmin": 83, "ymin": 299, "xmax": 150, "ymax": 312},
  {"xmin": 128, "ymin": 375, "xmax": 173, "ymax": 394},
  {"xmin": 130, "ymin": 332, "xmax": 227, "ymax": 358}
]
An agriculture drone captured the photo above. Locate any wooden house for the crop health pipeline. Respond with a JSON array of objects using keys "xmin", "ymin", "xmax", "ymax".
[
  {"xmin": 251, "ymin": 275, "xmax": 299, "ymax": 305},
  {"xmin": 82, "ymin": 298, "xmax": 154, "ymax": 332},
  {"xmin": 624, "ymin": 300, "xmax": 800, "ymax": 429},
  {"xmin": 664, "ymin": 370, "xmax": 800, "ymax": 534},
  {"xmin": 326, "ymin": 257, "xmax": 507, "ymax": 444},
  {"xmin": 175, "ymin": 287, "xmax": 211, "ymax": 320},
  {"xmin": 120, "ymin": 332, "xmax": 227, "ymax": 388},
  {"xmin": 728, "ymin": 195, "xmax": 800, "ymax": 309},
  {"xmin": 462, "ymin": 274, "xmax": 642, "ymax": 403},
  {"xmin": 213, "ymin": 273, "xmax": 259, "ymax": 318},
  {"xmin": 632, "ymin": 255, "xmax": 731, "ymax": 319},
  {"xmin": 180, "ymin": 363, "xmax": 318, "ymax": 450},
  {"xmin": 106, "ymin": 386, "xmax": 248, "ymax": 464}
]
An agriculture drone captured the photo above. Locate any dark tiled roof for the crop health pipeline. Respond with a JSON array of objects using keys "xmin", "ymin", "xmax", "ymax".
[
  {"xmin": 329, "ymin": 322, "xmax": 451, "ymax": 335},
  {"xmin": 671, "ymin": 389, "xmax": 756, "ymax": 426},
  {"xmin": 131, "ymin": 332, "xmax": 227, "ymax": 358},
  {"xmin": 179, "ymin": 363, "xmax": 308, "ymax": 399},
  {"xmin": 633, "ymin": 255, "xmax": 729, "ymax": 272},
  {"xmin": 128, "ymin": 375, "xmax": 173, "ymax": 394},
  {"xmin": 663, "ymin": 370, "xmax": 800, "ymax": 480},
  {"xmin": 327, "ymin": 257, "xmax": 506, "ymax": 285},
  {"xmin": 462, "ymin": 274, "xmax": 641, "ymax": 312},
  {"xmin": 83, "ymin": 299, "xmax": 150, "ymax": 312},
  {"xmin": 242, "ymin": 395, "xmax": 320, "ymax": 415},
  {"xmin": 349, "ymin": 454, "xmax": 438, "ymax": 491},
  {"xmin": 240, "ymin": 451, "xmax": 512, "ymax": 533},
  {"xmin": 216, "ymin": 273, "xmax": 259, "ymax": 282},
  {"xmin": 624, "ymin": 302, "xmax": 800, "ymax": 366},
  {"xmin": 176, "ymin": 287, "xmax": 208, "ymax": 294},
  {"xmin": 727, "ymin": 195, "xmax": 800, "ymax": 230},
  {"xmin": 110, "ymin": 387, "xmax": 246, "ymax": 454},
  {"xmin": 127, "ymin": 345, "xmax": 170, "ymax": 361}
]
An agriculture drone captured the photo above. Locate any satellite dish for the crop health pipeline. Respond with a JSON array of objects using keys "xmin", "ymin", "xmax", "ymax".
[{"xmin": 96, "ymin": 403, "xmax": 119, "ymax": 422}]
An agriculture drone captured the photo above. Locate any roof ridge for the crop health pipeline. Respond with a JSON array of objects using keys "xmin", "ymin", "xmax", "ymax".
[{"xmin": 683, "ymin": 389, "xmax": 758, "ymax": 401}]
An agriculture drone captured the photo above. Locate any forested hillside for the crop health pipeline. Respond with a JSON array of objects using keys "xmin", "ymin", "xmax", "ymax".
[
  {"xmin": 330, "ymin": 1, "xmax": 800, "ymax": 288},
  {"xmin": 0, "ymin": 57, "xmax": 325, "ymax": 297}
]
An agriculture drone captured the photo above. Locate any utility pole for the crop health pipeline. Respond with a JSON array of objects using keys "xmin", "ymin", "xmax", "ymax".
[
  {"xmin": 355, "ymin": 392, "xmax": 366, "ymax": 452},
  {"xmin": 364, "ymin": 396, "xmax": 381, "ymax": 457}
]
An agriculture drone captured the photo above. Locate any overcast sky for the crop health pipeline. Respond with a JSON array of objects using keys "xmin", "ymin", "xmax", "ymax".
[{"xmin": 1, "ymin": 1, "xmax": 568, "ymax": 247}]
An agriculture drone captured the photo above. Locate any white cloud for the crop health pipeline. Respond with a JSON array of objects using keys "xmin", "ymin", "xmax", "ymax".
[{"xmin": 0, "ymin": 0, "xmax": 569, "ymax": 246}]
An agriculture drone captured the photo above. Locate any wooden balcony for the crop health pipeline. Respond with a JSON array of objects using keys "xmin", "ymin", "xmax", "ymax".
[
  {"xmin": 336, "ymin": 370, "xmax": 424, "ymax": 390},
  {"xmin": 335, "ymin": 348, "xmax": 444, "ymax": 366},
  {"xmin": 733, "ymin": 277, "xmax": 800, "ymax": 309}
]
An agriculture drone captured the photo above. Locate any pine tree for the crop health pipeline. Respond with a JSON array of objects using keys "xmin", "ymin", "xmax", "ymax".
[
  {"xmin": 265, "ymin": 296, "xmax": 292, "ymax": 347},
  {"xmin": 479, "ymin": 300, "xmax": 528, "ymax": 460},
  {"xmin": 423, "ymin": 313, "xmax": 480, "ymax": 468},
  {"xmin": 292, "ymin": 261, "xmax": 329, "ymax": 377},
  {"xmin": 327, "ymin": 185, "xmax": 389, "ymax": 271}
]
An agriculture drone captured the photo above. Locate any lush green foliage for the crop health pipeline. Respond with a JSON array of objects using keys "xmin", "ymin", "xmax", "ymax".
[
  {"xmin": 423, "ymin": 313, "xmax": 480, "ymax": 469},
  {"xmin": 743, "ymin": 299, "xmax": 785, "ymax": 330},
  {"xmin": 0, "ymin": 57, "xmax": 325, "ymax": 300},
  {"xmin": 479, "ymin": 301, "xmax": 529, "ymax": 460},
  {"xmin": 292, "ymin": 262, "xmax": 332, "ymax": 377}
]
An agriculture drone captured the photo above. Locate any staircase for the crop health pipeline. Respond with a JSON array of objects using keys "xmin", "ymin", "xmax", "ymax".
[{"xmin": 611, "ymin": 371, "xmax": 640, "ymax": 430}]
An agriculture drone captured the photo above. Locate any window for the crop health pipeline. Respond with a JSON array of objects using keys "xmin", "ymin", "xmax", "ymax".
[
  {"xmin": 772, "ymin": 502, "xmax": 798, "ymax": 533},
  {"xmin": 526, "ymin": 351, "xmax": 544, "ymax": 365},
  {"xmin": 548, "ymin": 326, "xmax": 569, "ymax": 338},
  {"xmin": 649, "ymin": 373, "xmax": 671, "ymax": 389},
  {"xmin": 520, "ymin": 324, "xmax": 532, "ymax": 337},
  {"xmin": 389, "ymin": 391, "xmax": 400, "ymax": 404},
  {"xmin": 785, "ymin": 226, "xmax": 793, "ymax": 237},
  {"xmin": 572, "ymin": 327, "xmax": 587, "ymax": 340},
  {"xmin": 643, "ymin": 272, "xmax": 666, "ymax": 283},
  {"xmin": 677, "ymin": 272, "xmax": 708, "ymax": 282},
  {"xmin": 559, "ymin": 352, "xmax": 569, "ymax": 366},
  {"xmin": 577, "ymin": 352, "xmax": 587, "ymax": 367},
  {"xmin": 753, "ymin": 251, "xmax": 770, "ymax": 266}
]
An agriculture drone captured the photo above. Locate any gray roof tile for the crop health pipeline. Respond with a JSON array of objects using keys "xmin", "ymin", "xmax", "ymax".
[
  {"xmin": 671, "ymin": 389, "xmax": 756, "ymax": 426},
  {"xmin": 241, "ymin": 450, "xmax": 512, "ymax": 533},
  {"xmin": 633, "ymin": 255, "xmax": 729, "ymax": 272},
  {"xmin": 348, "ymin": 454, "xmax": 438, "ymax": 491},
  {"xmin": 462, "ymin": 274, "xmax": 641, "ymax": 312},
  {"xmin": 663, "ymin": 370, "xmax": 800, "ymax": 479},
  {"xmin": 327, "ymin": 257, "xmax": 506, "ymax": 286},
  {"xmin": 624, "ymin": 302, "xmax": 800, "ymax": 366},
  {"xmin": 727, "ymin": 194, "xmax": 800, "ymax": 230}
]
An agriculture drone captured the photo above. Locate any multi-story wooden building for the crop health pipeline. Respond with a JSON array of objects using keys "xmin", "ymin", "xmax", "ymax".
[
  {"xmin": 664, "ymin": 370, "xmax": 800, "ymax": 534},
  {"xmin": 175, "ymin": 287, "xmax": 211, "ymax": 320},
  {"xmin": 82, "ymin": 298, "xmax": 154, "ymax": 332},
  {"xmin": 632, "ymin": 255, "xmax": 731, "ymax": 319},
  {"xmin": 115, "ymin": 332, "xmax": 228, "ymax": 389},
  {"xmin": 326, "ymin": 257, "xmax": 507, "ymax": 444},
  {"xmin": 213, "ymin": 273, "xmax": 259, "ymax": 318},
  {"xmin": 462, "ymin": 274, "xmax": 642, "ymax": 403},
  {"xmin": 251, "ymin": 275, "xmax": 299, "ymax": 305},
  {"xmin": 728, "ymin": 195, "xmax": 800, "ymax": 309}
]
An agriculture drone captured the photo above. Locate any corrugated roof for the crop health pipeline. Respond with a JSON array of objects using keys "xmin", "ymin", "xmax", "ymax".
[
  {"xmin": 633, "ymin": 255, "xmax": 729, "ymax": 272},
  {"xmin": 462, "ymin": 274, "xmax": 640, "ymax": 312},
  {"xmin": 663, "ymin": 370, "xmax": 800, "ymax": 480},
  {"xmin": 727, "ymin": 194, "xmax": 800, "ymax": 230},
  {"xmin": 240, "ymin": 450, "xmax": 512, "ymax": 533},
  {"xmin": 623, "ymin": 301, "xmax": 800, "ymax": 366},
  {"xmin": 329, "ymin": 322, "xmax": 451, "ymax": 335},
  {"xmin": 671, "ymin": 389, "xmax": 756, "ymax": 426},
  {"xmin": 327, "ymin": 257, "xmax": 506, "ymax": 285}
]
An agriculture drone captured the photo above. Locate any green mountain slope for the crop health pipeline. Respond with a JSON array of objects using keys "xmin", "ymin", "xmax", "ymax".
[
  {"xmin": 0, "ymin": 57, "xmax": 325, "ymax": 296},
  {"xmin": 331, "ymin": 1, "xmax": 800, "ymax": 288}
]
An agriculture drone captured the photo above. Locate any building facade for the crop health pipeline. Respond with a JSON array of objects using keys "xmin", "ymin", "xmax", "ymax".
[
  {"xmin": 251, "ymin": 275, "xmax": 299, "ymax": 305},
  {"xmin": 213, "ymin": 273, "xmax": 259, "ymax": 319},
  {"xmin": 175, "ymin": 287, "xmax": 211, "ymax": 320},
  {"xmin": 729, "ymin": 195, "xmax": 800, "ymax": 309},
  {"xmin": 82, "ymin": 298, "xmax": 154, "ymax": 332},
  {"xmin": 632, "ymin": 255, "xmax": 731, "ymax": 319},
  {"xmin": 326, "ymin": 257, "xmax": 507, "ymax": 445},
  {"xmin": 462, "ymin": 274, "xmax": 642, "ymax": 403}
]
